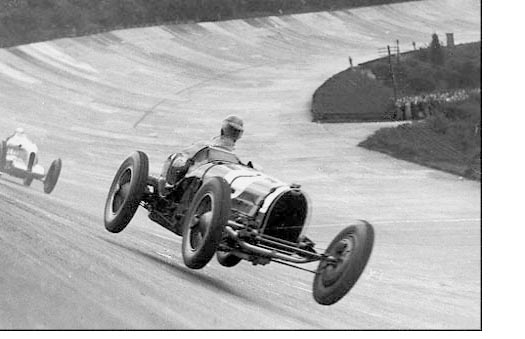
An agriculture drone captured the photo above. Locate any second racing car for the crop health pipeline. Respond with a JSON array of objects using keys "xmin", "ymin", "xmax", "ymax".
[{"xmin": 0, "ymin": 129, "xmax": 62, "ymax": 194}]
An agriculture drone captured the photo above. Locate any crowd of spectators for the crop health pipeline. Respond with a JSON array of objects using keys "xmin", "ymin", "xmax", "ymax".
[{"xmin": 392, "ymin": 88, "xmax": 481, "ymax": 120}]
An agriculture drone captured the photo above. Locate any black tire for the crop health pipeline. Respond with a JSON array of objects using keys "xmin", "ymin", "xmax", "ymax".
[
  {"xmin": 43, "ymin": 158, "xmax": 62, "ymax": 194},
  {"xmin": 23, "ymin": 152, "xmax": 36, "ymax": 186},
  {"xmin": 104, "ymin": 151, "xmax": 149, "ymax": 233},
  {"xmin": 312, "ymin": 221, "xmax": 374, "ymax": 305},
  {"xmin": 182, "ymin": 177, "xmax": 231, "ymax": 269},
  {"xmin": 0, "ymin": 140, "xmax": 6, "ymax": 170},
  {"xmin": 216, "ymin": 250, "xmax": 242, "ymax": 268}
]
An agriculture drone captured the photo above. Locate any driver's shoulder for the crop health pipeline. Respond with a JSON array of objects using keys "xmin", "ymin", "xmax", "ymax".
[{"xmin": 208, "ymin": 136, "xmax": 235, "ymax": 152}]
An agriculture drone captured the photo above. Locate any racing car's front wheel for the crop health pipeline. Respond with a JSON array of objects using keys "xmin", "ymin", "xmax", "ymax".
[
  {"xmin": 312, "ymin": 221, "xmax": 374, "ymax": 305},
  {"xmin": 182, "ymin": 177, "xmax": 231, "ymax": 269},
  {"xmin": 43, "ymin": 159, "xmax": 62, "ymax": 194},
  {"xmin": 104, "ymin": 151, "xmax": 149, "ymax": 233}
]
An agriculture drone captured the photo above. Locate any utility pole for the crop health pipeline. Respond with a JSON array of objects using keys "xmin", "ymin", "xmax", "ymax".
[{"xmin": 387, "ymin": 45, "xmax": 398, "ymax": 102}]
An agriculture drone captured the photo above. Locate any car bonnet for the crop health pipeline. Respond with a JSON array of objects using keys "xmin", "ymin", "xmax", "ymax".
[{"xmin": 205, "ymin": 162, "xmax": 288, "ymax": 216}]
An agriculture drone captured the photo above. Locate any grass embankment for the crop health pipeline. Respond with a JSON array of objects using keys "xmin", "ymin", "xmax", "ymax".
[
  {"xmin": 0, "ymin": 0, "xmax": 408, "ymax": 48},
  {"xmin": 359, "ymin": 93, "xmax": 481, "ymax": 180},
  {"xmin": 312, "ymin": 70, "xmax": 393, "ymax": 122},
  {"xmin": 312, "ymin": 41, "xmax": 481, "ymax": 122},
  {"xmin": 364, "ymin": 41, "xmax": 481, "ymax": 95}
]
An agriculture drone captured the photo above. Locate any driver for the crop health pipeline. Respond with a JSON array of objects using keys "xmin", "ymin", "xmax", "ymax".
[
  {"xmin": 5, "ymin": 127, "xmax": 36, "ymax": 153},
  {"xmin": 6, "ymin": 127, "xmax": 30, "ymax": 146},
  {"xmin": 209, "ymin": 115, "xmax": 244, "ymax": 152},
  {"xmin": 3, "ymin": 127, "xmax": 38, "ymax": 166},
  {"xmin": 158, "ymin": 115, "xmax": 244, "ymax": 197}
]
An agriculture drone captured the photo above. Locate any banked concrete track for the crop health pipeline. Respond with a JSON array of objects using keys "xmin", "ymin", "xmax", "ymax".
[{"xmin": 0, "ymin": 0, "xmax": 480, "ymax": 329}]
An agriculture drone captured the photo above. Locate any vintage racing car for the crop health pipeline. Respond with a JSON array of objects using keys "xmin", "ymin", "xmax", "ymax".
[
  {"xmin": 104, "ymin": 146, "xmax": 374, "ymax": 305},
  {"xmin": 0, "ymin": 138, "xmax": 62, "ymax": 194}
]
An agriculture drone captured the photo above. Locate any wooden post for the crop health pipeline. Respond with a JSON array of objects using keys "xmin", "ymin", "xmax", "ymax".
[{"xmin": 396, "ymin": 39, "xmax": 400, "ymax": 64}]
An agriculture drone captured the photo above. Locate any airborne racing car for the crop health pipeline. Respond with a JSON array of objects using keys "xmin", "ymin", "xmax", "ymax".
[
  {"xmin": 104, "ymin": 146, "xmax": 374, "ymax": 305},
  {"xmin": 0, "ymin": 138, "xmax": 61, "ymax": 194}
]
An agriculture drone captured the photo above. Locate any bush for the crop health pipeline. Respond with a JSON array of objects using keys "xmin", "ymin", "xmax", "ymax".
[
  {"xmin": 417, "ymin": 47, "xmax": 428, "ymax": 62},
  {"xmin": 407, "ymin": 76, "xmax": 436, "ymax": 93},
  {"xmin": 426, "ymin": 113, "xmax": 449, "ymax": 134},
  {"xmin": 458, "ymin": 61, "xmax": 479, "ymax": 87},
  {"xmin": 441, "ymin": 93, "xmax": 480, "ymax": 121},
  {"xmin": 400, "ymin": 59, "xmax": 439, "ymax": 94}
]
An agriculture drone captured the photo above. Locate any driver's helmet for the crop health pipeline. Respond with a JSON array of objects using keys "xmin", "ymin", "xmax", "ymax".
[{"xmin": 221, "ymin": 115, "xmax": 244, "ymax": 142}]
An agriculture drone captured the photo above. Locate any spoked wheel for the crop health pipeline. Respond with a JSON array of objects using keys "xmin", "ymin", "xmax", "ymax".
[
  {"xmin": 312, "ymin": 221, "xmax": 374, "ymax": 305},
  {"xmin": 182, "ymin": 177, "xmax": 231, "ymax": 269},
  {"xmin": 216, "ymin": 250, "xmax": 242, "ymax": 268},
  {"xmin": 104, "ymin": 151, "xmax": 149, "ymax": 233},
  {"xmin": 43, "ymin": 158, "xmax": 62, "ymax": 194},
  {"xmin": 23, "ymin": 152, "xmax": 36, "ymax": 186}
]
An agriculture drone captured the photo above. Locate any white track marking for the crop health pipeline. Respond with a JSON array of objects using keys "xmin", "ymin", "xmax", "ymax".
[
  {"xmin": 17, "ymin": 45, "xmax": 101, "ymax": 82},
  {"xmin": 0, "ymin": 61, "xmax": 40, "ymax": 84},
  {"xmin": 28, "ymin": 43, "xmax": 99, "ymax": 73},
  {"xmin": 155, "ymin": 252, "xmax": 173, "ymax": 260}
]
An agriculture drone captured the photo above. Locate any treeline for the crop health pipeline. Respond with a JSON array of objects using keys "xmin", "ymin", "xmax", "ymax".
[{"xmin": 0, "ymin": 0, "xmax": 410, "ymax": 47}]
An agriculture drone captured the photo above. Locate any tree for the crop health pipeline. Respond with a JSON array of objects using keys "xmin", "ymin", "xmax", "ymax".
[{"xmin": 429, "ymin": 33, "xmax": 444, "ymax": 65}]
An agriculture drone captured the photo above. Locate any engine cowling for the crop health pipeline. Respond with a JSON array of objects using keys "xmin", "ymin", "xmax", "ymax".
[{"xmin": 202, "ymin": 162, "xmax": 309, "ymax": 243}]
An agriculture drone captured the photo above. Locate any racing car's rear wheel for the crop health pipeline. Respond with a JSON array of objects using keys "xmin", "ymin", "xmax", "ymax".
[
  {"xmin": 182, "ymin": 177, "xmax": 231, "ymax": 269},
  {"xmin": 312, "ymin": 221, "xmax": 374, "ymax": 305},
  {"xmin": 216, "ymin": 250, "xmax": 242, "ymax": 267},
  {"xmin": 104, "ymin": 151, "xmax": 149, "ymax": 233},
  {"xmin": 0, "ymin": 140, "xmax": 6, "ymax": 170},
  {"xmin": 43, "ymin": 159, "xmax": 62, "ymax": 194},
  {"xmin": 23, "ymin": 152, "xmax": 36, "ymax": 186}
]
